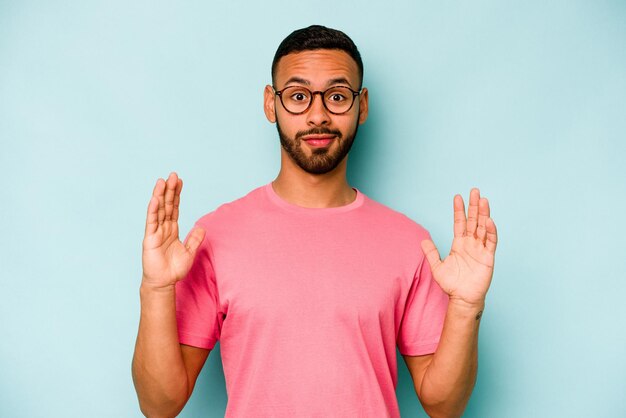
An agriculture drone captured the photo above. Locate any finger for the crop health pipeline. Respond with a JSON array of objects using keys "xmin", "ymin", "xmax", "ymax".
[
  {"xmin": 184, "ymin": 226, "xmax": 206, "ymax": 255},
  {"xmin": 453, "ymin": 194, "xmax": 467, "ymax": 238},
  {"xmin": 485, "ymin": 218, "xmax": 498, "ymax": 253},
  {"xmin": 164, "ymin": 172, "xmax": 178, "ymax": 221},
  {"xmin": 154, "ymin": 178, "xmax": 166, "ymax": 225},
  {"xmin": 172, "ymin": 178, "xmax": 183, "ymax": 223},
  {"xmin": 420, "ymin": 239, "xmax": 442, "ymax": 272},
  {"xmin": 466, "ymin": 188, "xmax": 480, "ymax": 237},
  {"xmin": 477, "ymin": 197, "xmax": 490, "ymax": 244},
  {"xmin": 145, "ymin": 195, "xmax": 159, "ymax": 236}
]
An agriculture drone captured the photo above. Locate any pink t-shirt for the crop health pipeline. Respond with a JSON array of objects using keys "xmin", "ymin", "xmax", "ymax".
[{"xmin": 175, "ymin": 183, "xmax": 449, "ymax": 417}]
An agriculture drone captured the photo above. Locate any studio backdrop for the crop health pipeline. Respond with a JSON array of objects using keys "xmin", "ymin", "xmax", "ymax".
[{"xmin": 1, "ymin": 1, "xmax": 624, "ymax": 417}]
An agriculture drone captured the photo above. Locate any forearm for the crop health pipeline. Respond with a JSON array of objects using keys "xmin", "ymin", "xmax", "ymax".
[
  {"xmin": 132, "ymin": 281, "xmax": 189, "ymax": 417},
  {"xmin": 420, "ymin": 299, "xmax": 483, "ymax": 418}
]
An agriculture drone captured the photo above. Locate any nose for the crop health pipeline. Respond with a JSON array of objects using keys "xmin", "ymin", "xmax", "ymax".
[{"xmin": 306, "ymin": 92, "xmax": 331, "ymax": 126}]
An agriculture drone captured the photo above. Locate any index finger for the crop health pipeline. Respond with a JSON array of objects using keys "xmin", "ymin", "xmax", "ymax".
[
  {"xmin": 172, "ymin": 178, "xmax": 183, "ymax": 222},
  {"xmin": 453, "ymin": 194, "xmax": 467, "ymax": 238},
  {"xmin": 163, "ymin": 172, "xmax": 178, "ymax": 221},
  {"xmin": 145, "ymin": 178, "xmax": 165, "ymax": 236},
  {"xmin": 466, "ymin": 188, "xmax": 480, "ymax": 237}
]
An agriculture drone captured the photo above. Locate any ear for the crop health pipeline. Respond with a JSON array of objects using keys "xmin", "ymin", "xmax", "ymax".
[
  {"xmin": 357, "ymin": 87, "xmax": 369, "ymax": 125},
  {"xmin": 264, "ymin": 85, "xmax": 277, "ymax": 123}
]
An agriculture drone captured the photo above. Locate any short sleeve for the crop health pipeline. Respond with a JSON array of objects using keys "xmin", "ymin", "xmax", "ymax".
[
  {"xmin": 397, "ymin": 249, "xmax": 449, "ymax": 356},
  {"xmin": 175, "ymin": 226, "xmax": 222, "ymax": 349}
]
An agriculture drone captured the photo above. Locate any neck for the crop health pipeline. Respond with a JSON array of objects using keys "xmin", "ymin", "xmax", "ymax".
[{"xmin": 272, "ymin": 152, "xmax": 356, "ymax": 208}]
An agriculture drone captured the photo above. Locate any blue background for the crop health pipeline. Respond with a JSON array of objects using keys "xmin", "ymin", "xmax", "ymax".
[{"xmin": 1, "ymin": 1, "xmax": 625, "ymax": 417}]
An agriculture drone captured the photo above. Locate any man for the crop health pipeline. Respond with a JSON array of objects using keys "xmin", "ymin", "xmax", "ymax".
[{"xmin": 132, "ymin": 25, "xmax": 498, "ymax": 418}]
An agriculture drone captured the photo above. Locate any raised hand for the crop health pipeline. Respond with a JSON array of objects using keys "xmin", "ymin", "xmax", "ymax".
[
  {"xmin": 421, "ymin": 188, "xmax": 498, "ymax": 307},
  {"xmin": 141, "ymin": 172, "xmax": 206, "ymax": 290}
]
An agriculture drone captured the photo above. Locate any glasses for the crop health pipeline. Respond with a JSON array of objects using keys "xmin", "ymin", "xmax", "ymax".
[{"xmin": 273, "ymin": 85, "xmax": 361, "ymax": 115}]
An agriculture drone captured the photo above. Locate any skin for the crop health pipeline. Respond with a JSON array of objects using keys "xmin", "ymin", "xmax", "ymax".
[
  {"xmin": 264, "ymin": 49, "xmax": 369, "ymax": 208},
  {"xmin": 132, "ymin": 48, "xmax": 498, "ymax": 418},
  {"xmin": 407, "ymin": 190, "xmax": 497, "ymax": 417},
  {"xmin": 132, "ymin": 175, "xmax": 209, "ymax": 418}
]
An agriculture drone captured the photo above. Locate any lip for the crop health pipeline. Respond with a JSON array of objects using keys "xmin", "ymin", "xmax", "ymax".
[
  {"xmin": 301, "ymin": 134, "xmax": 336, "ymax": 148},
  {"xmin": 301, "ymin": 134, "xmax": 336, "ymax": 140},
  {"xmin": 302, "ymin": 136, "xmax": 335, "ymax": 147}
]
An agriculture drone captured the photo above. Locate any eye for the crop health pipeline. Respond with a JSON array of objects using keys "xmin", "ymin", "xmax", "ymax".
[
  {"xmin": 289, "ymin": 90, "xmax": 309, "ymax": 102},
  {"xmin": 329, "ymin": 93, "xmax": 346, "ymax": 102},
  {"xmin": 326, "ymin": 88, "xmax": 350, "ymax": 102}
]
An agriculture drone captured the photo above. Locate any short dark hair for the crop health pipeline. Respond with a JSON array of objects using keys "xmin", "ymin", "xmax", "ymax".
[{"xmin": 271, "ymin": 25, "xmax": 364, "ymax": 88}]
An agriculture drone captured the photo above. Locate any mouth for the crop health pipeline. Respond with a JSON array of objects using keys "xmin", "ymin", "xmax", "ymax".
[{"xmin": 301, "ymin": 134, "xmax": 336, "ymax": 147}]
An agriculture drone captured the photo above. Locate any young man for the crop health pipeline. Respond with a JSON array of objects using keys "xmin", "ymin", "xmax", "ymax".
[{"xmin": 132, "ymin": 25, "xmax": 498, "ymax": 418}]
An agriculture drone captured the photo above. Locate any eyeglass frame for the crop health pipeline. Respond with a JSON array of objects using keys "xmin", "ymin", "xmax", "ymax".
[{"xmin": 272, "ymin": 85, "xmax": 362, "ymax": 115}]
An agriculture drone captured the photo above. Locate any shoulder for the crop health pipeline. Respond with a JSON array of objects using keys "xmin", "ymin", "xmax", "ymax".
[
  {"xmin": 194, "ymin": 184, "xmax": 267, "ymax": 229},
  {"xmin": 360, "ymin": 194, "xmax": 431, "ymax": 241}
]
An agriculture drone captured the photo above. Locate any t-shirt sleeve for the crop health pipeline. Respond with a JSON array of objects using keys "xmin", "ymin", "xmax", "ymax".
[
  {"xmin": 397, "ymin": 244, "xmax": 449, "ymax": 356},
  {"xmin": 175, "ymin": 226, "xmax": 222, "ymax": 350}
]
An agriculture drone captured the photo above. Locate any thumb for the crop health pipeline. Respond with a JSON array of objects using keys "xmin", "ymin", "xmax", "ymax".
[
  {"xmin": 421, "ymin": 239, "xmax": 442, "ymax": 272},
  {"xmin": 184, "ymin": 227, "xmax": 206, "ymax": 256}
]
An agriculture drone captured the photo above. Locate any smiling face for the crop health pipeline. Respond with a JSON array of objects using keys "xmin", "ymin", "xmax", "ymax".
[{"xmin": 264, "ymin": 49, "xmax": 369, "ymax": 175}]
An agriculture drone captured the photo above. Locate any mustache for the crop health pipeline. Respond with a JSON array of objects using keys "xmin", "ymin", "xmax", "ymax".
[{"xmin": 295, "ymin": 128, "xmax": 342, "ymax": 141}]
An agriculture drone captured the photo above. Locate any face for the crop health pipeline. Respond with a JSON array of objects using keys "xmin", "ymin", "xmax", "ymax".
[{"xmin": 264, "ymin": 49, "xmax": 369, "ymax": 175}]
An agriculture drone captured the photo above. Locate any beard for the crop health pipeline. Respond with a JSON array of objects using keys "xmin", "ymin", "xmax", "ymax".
[{"xmin": 276, "ymin": 120, "xmax": 359, "ymax": 175}]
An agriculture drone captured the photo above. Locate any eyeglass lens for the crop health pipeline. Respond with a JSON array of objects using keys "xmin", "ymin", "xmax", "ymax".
[{"xmin": 280, "ymin": 86, "xmax": 356, "ymax": 114}]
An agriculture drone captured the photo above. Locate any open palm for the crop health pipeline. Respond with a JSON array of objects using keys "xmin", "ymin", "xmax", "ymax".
[
  {"xmin": 421, "ymin": 188, "xmax": 498, "ymax": 307},
  {"xmin": 142, "ymin": 172, "xmax": 205, "ymax": 289}
]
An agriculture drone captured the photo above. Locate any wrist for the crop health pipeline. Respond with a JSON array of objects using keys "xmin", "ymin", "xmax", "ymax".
[
  {"xmin": 140, "ymin": 277, "xmax": 176, "ymax": 295},
  {"xmin": 448, "ymin": 297, "xmax": 485, "ymax": 320}
]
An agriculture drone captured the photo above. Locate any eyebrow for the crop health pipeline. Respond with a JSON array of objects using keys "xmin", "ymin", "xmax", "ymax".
[
  {"xmin": 284, "ymin": 77, "xmax": 310, "ymax": 86},
  {"xmin": 326, "ymin": 77, "xmax": 353, "ymax": 88},
  {"xmin": 282, "ymin": 76, "xmax": 354, "ymax": 89}
]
